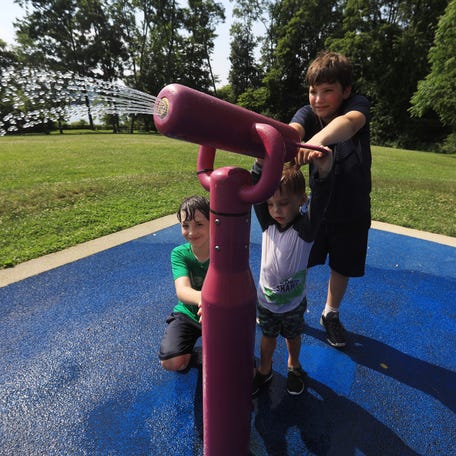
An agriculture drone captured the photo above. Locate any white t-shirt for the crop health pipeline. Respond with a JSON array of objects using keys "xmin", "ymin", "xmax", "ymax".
[
  {"xmin": 252, "ymin": 162, "xmax": 332, "ymax": 314},
  {"xmin": 258, "ymin": 223, "xmax": 313, "ymax": 313}
]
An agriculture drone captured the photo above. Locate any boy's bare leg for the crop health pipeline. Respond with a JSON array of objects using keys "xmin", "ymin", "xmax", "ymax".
[
  {"xmin": 258, "ymin": 335, "xmax": 276, "ymax": 374},
  {"xmin": 325, "ymin": 269, "xmax": 349, "ymax": 312},
  {"xmin": 286, "ymin": 335, "xmax": 302, "ymax": 368},
  {"xmin": 161, "ymin": 353, "xmax": 192, "ymax": 371}
]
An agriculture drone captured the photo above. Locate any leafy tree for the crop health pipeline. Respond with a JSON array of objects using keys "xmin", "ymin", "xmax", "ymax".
[
  {"xmin": 15, "ymin": 0, "xmax": 128, "ymax": 77},
  {"xmin": 215, "ymin": 83, "xmax": 235, "ymax": 102},
  {"xmin": 0, "ymin": 41, "xmax": 19, "ymax": 136},
  {"xmin": 229, "ymin": 22, "xmax": 261, "ymax": 100},
  {"xmin": 229, "ymin": 0, "xmax": 263, "ymax": 101},
  {"xmin": 131, "ymin": 1, "xmax": 185, "ymax": 101},
  {"xmin": 328, "ymin": 0, "xmax": 448, "ymax": 147},
  {"xmin": 6, "ymin": 0, "xmax": 224, "ymax": 133},
  {"xmin": 181, "ymin": 0, "xmax": 225, "ymax": 93},
  {"xmin": 124, "ymin": 0, "xmax": 223, "ymax": 99},
  {"xmin": 410, "ymin": 0, "xmax": 456, "ymax": 152},
  {"xmin": 261, "ymin": 0, "xmax": 343, "ymax": 121},
  {"xmin": 236, "ymin": 85, "xmax": 270, "ymax": 113},
  {"xmin": 0, "ymin": 40, "xmax": 18, "ymax": 69},
  {"xmin": 14, "ymin": 0, "xmax": 130, "ymax": 129}
]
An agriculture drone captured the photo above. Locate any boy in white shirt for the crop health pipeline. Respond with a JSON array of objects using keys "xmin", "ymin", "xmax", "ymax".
[{"xmin": 252, "ymin": 151, "xmax": 332, "ymax": 395}]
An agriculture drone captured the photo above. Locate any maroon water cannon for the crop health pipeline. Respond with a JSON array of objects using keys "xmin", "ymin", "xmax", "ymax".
[
  {"xmin": 153, "ymin": 83, "xmax": 305, "ymax": 161},
  {"xmin": 153, "ymin": 84, "xmax": 322, "ymax": 455},
  {"xmin": 196, "ymin": 138, "xmax": 284, "ymax": 456}
]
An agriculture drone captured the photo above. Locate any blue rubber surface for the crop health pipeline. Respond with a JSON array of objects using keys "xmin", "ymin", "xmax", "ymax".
[{"xmin": 1, "ymin": 217, "xmax": 455, "ymax": 455}]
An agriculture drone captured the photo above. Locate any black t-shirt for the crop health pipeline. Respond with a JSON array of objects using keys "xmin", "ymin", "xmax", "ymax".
[{"xmin": 290, "ymin": 94, "xmax": 372, "ymax": 223}]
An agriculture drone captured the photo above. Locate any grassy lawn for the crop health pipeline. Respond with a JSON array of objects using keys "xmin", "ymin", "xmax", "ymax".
[
  {"xmin": 371, "ymin": 146, "xmax": 455, "ymax": 235},
  {"xmin": 1, "ymin": 133, "xmax": 455, "ymax": 269}
]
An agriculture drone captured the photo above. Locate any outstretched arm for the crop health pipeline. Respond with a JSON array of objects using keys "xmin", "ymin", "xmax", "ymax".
[
  {"xmin": 291, "ymin": 110, "xmax": 366, "ymax": 166},
  {"xmin": 307, "ymin": 110, "xmax": 366, "ymax": 145}
]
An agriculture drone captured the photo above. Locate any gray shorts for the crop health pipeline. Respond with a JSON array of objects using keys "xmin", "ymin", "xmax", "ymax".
[{"xmin": 257, "ymin": 297, "xmax": 307, "ymax": 339}]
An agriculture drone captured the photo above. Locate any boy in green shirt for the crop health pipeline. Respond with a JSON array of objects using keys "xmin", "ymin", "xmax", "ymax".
[{"xmin": 159, "ymin": 195, "xmax": 210, "ymax": 372}]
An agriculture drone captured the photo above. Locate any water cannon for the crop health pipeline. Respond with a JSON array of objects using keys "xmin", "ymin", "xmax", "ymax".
[
  {"xmin": 152, "ymin": 84, "xmax": 324, "ymax": 456},
  {"xmin": 154, "ymin": 83, "xmax": 326, "ymax": 162}
]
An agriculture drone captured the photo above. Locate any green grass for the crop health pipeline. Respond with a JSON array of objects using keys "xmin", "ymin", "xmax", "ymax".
[
  {"xmin": 1, "ymin": 134, "xmax": 455, "ymax": 269},
  {"xmin": 370, "ymin": 146, "xmax": 455, "ymax": 235}
]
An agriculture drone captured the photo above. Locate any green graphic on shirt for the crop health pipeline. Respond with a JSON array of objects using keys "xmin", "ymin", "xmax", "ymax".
[{"xmin": 263, "ymin": 270, "xmax": 307, "ymax": 306}]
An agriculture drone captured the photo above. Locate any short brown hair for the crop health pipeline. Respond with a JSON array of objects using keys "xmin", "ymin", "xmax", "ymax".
[
  {"xmin": 277, "ymin": 163, "xmax": 306, "ymax": 197},
  {"xmin": 306, "ymin": 51, "xmax": 353, "ymax": 89},
  {"xmin": 177, "ymin": 195, "xmax": 210, "ymax": 222}
]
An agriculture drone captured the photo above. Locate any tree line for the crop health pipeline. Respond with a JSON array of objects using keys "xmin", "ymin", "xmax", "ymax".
[{"xmin": 0, "ymin": 0, "xmax": 454, "ymax": 151}]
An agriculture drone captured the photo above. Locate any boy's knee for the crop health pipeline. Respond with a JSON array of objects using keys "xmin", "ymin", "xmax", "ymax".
[{"xmin": 160, "ymin": 357, "xmax": 189, "ymax": 372}]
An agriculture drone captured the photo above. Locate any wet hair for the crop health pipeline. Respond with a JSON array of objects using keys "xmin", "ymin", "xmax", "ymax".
[
  {"xmin": 277, "ymin": 162, "xmax": 306, "ymax": 197},
  {"xmin": 306, "ymin": 51, "xmax": 353, "ymax": 89},
  {"xmin": 177, "ymin": 195, "xmax": 210, "ymax": 223}
]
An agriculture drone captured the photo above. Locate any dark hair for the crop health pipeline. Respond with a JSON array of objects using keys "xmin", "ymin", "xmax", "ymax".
[
  {"xmin": 277, "ymin": 163, "xmax": 306, "ymax": 197},
  {"xmin": 306, "ymin": 51, "xmax": 353, "ymax": 89},
  {"xmin": 177, "ymin": 195, "xmax": 210, "ymax": 223}
]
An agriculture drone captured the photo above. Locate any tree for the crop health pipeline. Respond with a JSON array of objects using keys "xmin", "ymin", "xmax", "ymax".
[
  {"xmin": 229, "ymin": 0, "xmax": 263, "ymax": 101},
  {"xmin": 6, "ymin": 1, "xmax": 224, "ymax": 133},
  {"xmin": 262, "ymin": 0, "xmax": 342, "ymax": 121},
  {"xmin": 181, "ymin": 0, "xmax": 225, "ymax": 93},
  {"xmin": 410, "ymin": 0, "xmax": 456, "ymax": 152},
  {"xmin": 14, "ymin": 0, "xmax": 130, "ymax": 129},
  {"xmin": 124, "ymin": 0, "xmax": 223, "ymax": 99},
  {"xmin": 327, "ymin": 0, "xmax": 448, "ymax": 147},
  {"xmin": 15, "ymin": 0, "xmax": 128, "ymax": 77},
  {"xmin": 0, "ymin": 40, "xmax": 18, "ymax": 69},
  {"xmin": 229, "ymin": 23, "xmax": 261, "ymax": 100},
  {"xmin": 131, "ymin": 1, "xmax": 185, "ymax": 101},
  {"xmin": 0, "ymin": 41, "xmax": 20, "ymax": 136}
]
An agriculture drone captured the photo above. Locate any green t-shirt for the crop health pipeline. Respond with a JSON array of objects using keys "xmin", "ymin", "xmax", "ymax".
[{"xmin": 171, "ymin": 243, "xmax": 209, "ymax": 323}]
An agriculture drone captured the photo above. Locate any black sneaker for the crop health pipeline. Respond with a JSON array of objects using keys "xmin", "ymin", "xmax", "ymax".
[
  {"xmin": 252, "ymin": 369, "xmax": 273, "ymax": 396},
  {"xmin": 287, "ymin": 365, "xmax": 307, "ymax": 395},
  {"xmin": 320, "ymin": 311, "xmax": 347, "ymax": 348}
]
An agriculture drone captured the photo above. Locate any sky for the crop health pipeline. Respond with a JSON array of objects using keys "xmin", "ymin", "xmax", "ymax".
[{"xmin": 0, "ymin": 0, "xmax": 234, "ymax": 87}]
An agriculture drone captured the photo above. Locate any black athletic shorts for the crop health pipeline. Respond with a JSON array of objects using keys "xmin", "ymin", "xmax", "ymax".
[
  {"xmin": 308, "ymin": 219, "xmax": 371, "ymax": 277},
  {"xmin": 158, "ymin": 312, "xmax": 201, "ymax": 361}
]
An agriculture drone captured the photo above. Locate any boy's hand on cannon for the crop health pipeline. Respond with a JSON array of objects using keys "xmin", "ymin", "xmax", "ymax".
[{"xmin": 308, "ymin": 146, "xmax": 333, "ymax": 178}]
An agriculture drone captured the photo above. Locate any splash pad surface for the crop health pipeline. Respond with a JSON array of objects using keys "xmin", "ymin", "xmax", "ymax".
[{"xmin": 1, "ymin": 217, "xmax": 455, "ymax": 455}]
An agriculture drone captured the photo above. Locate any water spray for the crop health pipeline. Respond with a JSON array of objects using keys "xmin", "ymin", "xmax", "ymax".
[{"xmin": 0, "ymin": 67, "xmax": 157, "ymax": 135}]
